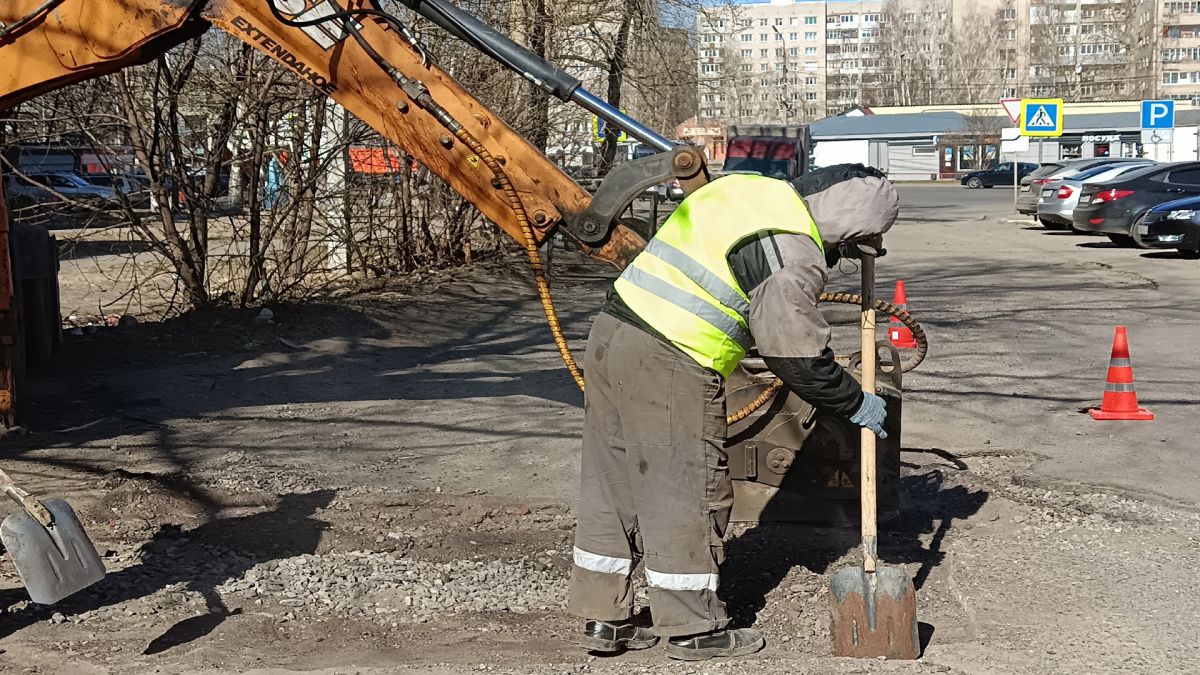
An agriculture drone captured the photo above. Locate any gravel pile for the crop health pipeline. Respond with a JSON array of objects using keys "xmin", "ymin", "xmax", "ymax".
[{"xmin": 214, "ymin": 550, "xmax": 569, "ymax": 622}]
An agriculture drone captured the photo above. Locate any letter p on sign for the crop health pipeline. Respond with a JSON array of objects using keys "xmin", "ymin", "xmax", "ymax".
[{"xmin": 1141, "ymin": 100, "xmax": 1175, "ymax": 130}]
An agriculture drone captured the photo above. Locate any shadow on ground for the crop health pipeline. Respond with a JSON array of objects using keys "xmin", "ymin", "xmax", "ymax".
[
  {"xmin": 721, "ymin": 446, "xmax": 987, "ymax": 653},
  {"xmin": 0, "ymin": 490, "xmax": 333, "ymax": 652}
]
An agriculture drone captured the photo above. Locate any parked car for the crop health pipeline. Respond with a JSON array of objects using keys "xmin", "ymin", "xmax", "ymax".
[
  {"xmin": 1016, "ymin": 162, "xmax": 1067, "ymax": 214},
  {"xmin": 1036, "ymin": 163, "xmax": 1152, "ymax": 229},
  {"xmin": 1132, "ymin": 195, "xmax": 1200, "ymax": 258},
  {"xmin": 960, "ymin": 162, "xmax": 1038, "ymax": 188},
  {"xmin": 82, "ymin": 172, "xmax": 151, "ymax": 208},
  {"xmin": 2, "ymin": 174, "xmax": 63, "ymax": 211},
  {"xmin": 1073, "ymin": 162, "xmax": 1200, "ymax": 245},
  {"xmin": 1017, "ymin": 158, "xmax": 1154, "ymax": 215},
  {"xmin": 21, "ymin": 172, "xmax": 117, "ymax": 206}
]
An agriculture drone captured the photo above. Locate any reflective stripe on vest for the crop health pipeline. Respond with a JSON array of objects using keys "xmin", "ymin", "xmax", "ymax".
[{"xmin": 613, "ymin": 174, "xmax": 823, "ymax": 377}]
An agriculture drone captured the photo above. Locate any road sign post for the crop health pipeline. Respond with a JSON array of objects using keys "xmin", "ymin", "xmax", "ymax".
[
  {"xmin": 1001, "ymin": 128, "xmax": 1028, "ymax": 211},
  {"xmin": 1140, "ymin": 100, "xmax": 1175, "ymax": 160}
]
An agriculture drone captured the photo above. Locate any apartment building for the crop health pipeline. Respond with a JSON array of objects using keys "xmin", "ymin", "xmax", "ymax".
[
  {"xmin": 697, "ymin": 0, "xmax": 862, "ymax": 124},
  {"xmin": 697, "ymin": 0, "xmax": 1192, "ymax": 127},
  {"xmin": 1158, "ymin": 0, "xmax": 1200, "ymax": 101}
]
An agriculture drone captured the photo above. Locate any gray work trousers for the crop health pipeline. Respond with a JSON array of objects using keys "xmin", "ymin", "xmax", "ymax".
[{"xmin": 567, "ymin": 312, "xmax": 733, "ymax": 638}]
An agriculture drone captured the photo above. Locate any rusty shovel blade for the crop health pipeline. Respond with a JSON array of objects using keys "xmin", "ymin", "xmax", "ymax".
[
  {"xmin": 828, "ymin": 565, "xmax": 919, "ymax": 659},
  {"xmin": 1, "ymin": 498, "xmax": 106, "ymax": 605}
]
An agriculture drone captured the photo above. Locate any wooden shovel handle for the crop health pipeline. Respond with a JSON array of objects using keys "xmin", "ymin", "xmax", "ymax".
[
  {"xmin": 0, "ymin": 467, "xmax": 54, "ymax": 527},
  {"xmin": 859, "ymin": 255, "xmax": 879, "ymax": 573}
]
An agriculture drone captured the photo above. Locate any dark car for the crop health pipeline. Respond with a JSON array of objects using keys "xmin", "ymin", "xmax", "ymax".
[
  {"xmin": 1073, "ymin": 162, "xmax": 1200, "ymax": 245},
  {"xmin": 1132, "ymin": 195, "xmax": 1200, "ymax": 258},
  {"xmin": 960, "ymin": 162, "xmax": 1037, "ymax": 188}
]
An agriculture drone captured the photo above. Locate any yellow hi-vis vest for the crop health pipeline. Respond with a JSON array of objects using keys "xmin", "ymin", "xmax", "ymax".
[{"xmin": 613, "ymin": 173, "xmax": 823, "ymax": 377}]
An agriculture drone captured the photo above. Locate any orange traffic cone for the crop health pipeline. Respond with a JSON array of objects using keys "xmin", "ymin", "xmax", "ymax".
[
  {"xmin": 1089, "ymin": 326, "xmax": 1154, "ymax": 421},
  {"xmin": 888, "ymin": 280, "xmax": 918, "ymax": 349}
]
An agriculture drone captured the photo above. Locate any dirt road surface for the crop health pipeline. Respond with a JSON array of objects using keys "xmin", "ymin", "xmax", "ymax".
[{"xmin": 2, "ymin": 186, "xmax": 1198, "ymax": 674}]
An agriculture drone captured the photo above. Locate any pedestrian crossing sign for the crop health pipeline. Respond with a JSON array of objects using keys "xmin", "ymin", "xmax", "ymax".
[{"xmin": 1020, "ymin": 98, "xmax": 1064, "ymax": 137}]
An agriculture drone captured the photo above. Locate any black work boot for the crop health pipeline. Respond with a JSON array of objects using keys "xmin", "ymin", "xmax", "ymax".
[
  {"xmin": 568, "ymin": 619, "xmax": 659, "ymax": 653},
  {"xmin": 666, "ymin": 628, "xmax": 765, "ymax": 661}
]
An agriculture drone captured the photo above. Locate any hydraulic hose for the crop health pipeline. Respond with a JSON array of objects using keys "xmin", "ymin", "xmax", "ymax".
[{"xmin": 725, "ymin": 293, "xmax": 928, "ymax": 425}]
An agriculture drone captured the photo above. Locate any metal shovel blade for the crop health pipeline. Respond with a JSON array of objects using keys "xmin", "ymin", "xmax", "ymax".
[
  {"xmin": 828, "ymin": 565, "xmax": 919, "ymax": 659},
  {"xmin": 1, "ymin": 498, "xmax": 106, "ymax": 605}
]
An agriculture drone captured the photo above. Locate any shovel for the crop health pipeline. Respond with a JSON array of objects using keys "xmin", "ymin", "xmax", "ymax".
[
  {"xmin": 0, "ymin": 468, "xmax": 105, "ymax": 605},
  {"xmin": 828, "ymin": 250, "xmax": 919, "ymax": 659}
]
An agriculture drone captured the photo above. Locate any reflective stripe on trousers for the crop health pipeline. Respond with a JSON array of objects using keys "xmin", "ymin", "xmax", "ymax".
[{"xmin": 573, "ymin": 547, "xmax": 632, "ymax": 576}]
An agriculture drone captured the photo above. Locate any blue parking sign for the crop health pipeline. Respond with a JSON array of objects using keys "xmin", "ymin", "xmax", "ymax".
[{"xmin": 1141, "ymin": 100, "xmax": 1174, "ymax": 130}]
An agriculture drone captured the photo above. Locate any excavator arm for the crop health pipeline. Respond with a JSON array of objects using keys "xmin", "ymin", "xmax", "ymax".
[
  {"xmin": 0, "ymin": 0, "xmax": 712, "ymax": 422},
  {"xmin": 0, "ymin": 0, "xmax": 670, "ymax": 265}
]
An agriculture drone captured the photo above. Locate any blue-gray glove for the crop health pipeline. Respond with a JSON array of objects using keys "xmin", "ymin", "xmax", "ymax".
[{"xmin": 850, "ymin": 392, "xmax": 888, "ymax": 439}]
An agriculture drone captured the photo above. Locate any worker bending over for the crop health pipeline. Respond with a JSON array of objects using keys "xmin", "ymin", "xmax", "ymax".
[{"xmin": 567, "ymin": 165, "xmax": 900, "ymax": 661}]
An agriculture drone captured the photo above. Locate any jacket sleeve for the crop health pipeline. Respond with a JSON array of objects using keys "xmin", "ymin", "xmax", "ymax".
[{"xmin": 746, "ymin": 234, "xmax": 863, "ymax": 418}]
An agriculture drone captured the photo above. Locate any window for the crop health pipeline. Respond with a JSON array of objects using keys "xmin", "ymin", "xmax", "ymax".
[
  {"xmin": 761, "ymin": 33, "xmax": 769, "ymax": 41},
  {"xmin": 1000, "ymin": 8, "xmax": 1016, "ymax": 20},
  {"xmin": 912, "ymin": 146, "xmax": 936, "ymax": 156},
  {"xmin": 760, "ymin": 63, "xmax": 769, "ymax": 71},
  {"xmin": 761, "ymin": 93, "xmax": 771, "ymax": 101},
  {"xmin": 1055, "ymin": 25, "xmax": 1073, "ymax": 36},
  {"xmin": 789, "ymin": 47, "xmax": 799, "ymax": 56},
  {"xmin": 761, "ymin": 48, "xmax": 769, "ymax": 57},
  {"xmin": 759, "ymin": 18, "xmax": 768, "ymax": 26},
  {"xmin": 902, "ymin": 12, "xmax": 915, "ymax": 21},
  {"xmin": 806, "ymin": 76, "xmax": 817, "ymax": 85},
  {"xmin": 805, "ymin": 62, "xmax": 817, "ymax": 71},
  {"xmin": 701, "ymin": 64, "xmax": 719, "ymax": 74},
  {"xmin": 861, "ymin": 28, "xmax": 879, "ymax": 38},
  {"xmin": 741, "ymin": 33, "xmax": 752, "ymax": 42},
  {"xmin": 789, "ymin": 32, "xmax": 798, "ymax": 40},
  {"xmin": 842, "ymin": 14, "xmax": 854, "ymax": 23},
  {"xmin": 739, "ymin": 64, "xmax": 752, "ymax": 72},
  {"xmin": 1004, "ymin": 68, "xmax": 1017, "ymax": 78},
  {"xmin": 827, "ymin": 15, "xmax": 837, "ymax": 24},
  {"xmin": 741, "ymin": 49, "xmax": 753, "ymax": 57},
  {"xmin": 702, "ymin": 49, "xmax": 718, "ymax": 58},
  {"xmin": 829, "ymin": 30, "xmax": 842, "ymax": 39},
  {"xmin": 1005, "ymin": 29, "xmax": 1016, "ymax": 40},
  {"xmin": 775, "ymin": 18, "xmax": 783, "ymax": 26},
  {"xmin": 805, "ymin": 31, "xmax": 817, "ymax": 40},
  {"xmin": 805, "ymin": 16, "xmax": 817, "ymax": 25},
  {"xmin": 1058, "ymin": 45, "xmax": 1074, "ymax": 56},
  {"xmin": 703, "ymin": 34, "xmax": 718, "ymax": 43},
  {"xmin": 790, "ymin": 17, "xmax": 798, "ymax": 25},
  {"xmin": 805, "ymin": 47, "xmax": 817, "ymax": 55},
  {"xmin": 776, "ymin": 48, "xmax": 784, "ymax": 57},
  {"xmin": 805, "ymin": 92, "xmax": 818, "ymax": 100},
  {"xmin": 776, "ymin": 32, "xmax": 783, "ymax": 41},
  {"xmin": 863, "ymin": 13, "xmax": 880, "ymax": 23},
  {"xmin": 1167, "ymin": 168, "xmax": 1200, "ymax": 185},
  {"xmin": 738, "ymin": 19, "xmax": 752, "ymax": 28}
]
